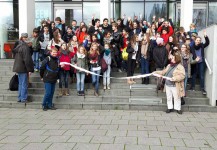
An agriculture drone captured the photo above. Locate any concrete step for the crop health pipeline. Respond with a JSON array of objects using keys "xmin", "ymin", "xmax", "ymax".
[{"xmin": 0, "ymin": 100, "xmax": 216, "ymax": 112}]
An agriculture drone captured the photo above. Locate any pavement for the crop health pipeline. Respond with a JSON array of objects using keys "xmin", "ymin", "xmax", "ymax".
[{"xmin": 0, "ymin": 108, "xmax": 216, "ymax": 150}]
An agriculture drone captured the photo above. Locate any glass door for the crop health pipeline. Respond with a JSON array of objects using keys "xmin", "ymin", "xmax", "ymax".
[
  {"xmin": 176, "ymin": 2, "xmax": 208, "ymax": 31},
  {"xmin": 54, "ymin": 3, "xmax": 82, "ymax": 27}
]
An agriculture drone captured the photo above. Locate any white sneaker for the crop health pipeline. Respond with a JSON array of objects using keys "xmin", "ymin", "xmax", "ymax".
[
  {"xmin": 118, "ymin": 69, "xmax": 122, "ymax": 73},
  {"xmin": 107, "ymin": 85, "xmax": 110, "ymax": 90},
  {"xmin": 104, "ymin": 86, "xmax": 106, "ymax": 90}
]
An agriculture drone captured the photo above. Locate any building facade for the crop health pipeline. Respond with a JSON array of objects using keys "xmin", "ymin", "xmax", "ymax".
[{"xmin": 0, "ymin": 0, "xmax": 217, "ymax": 58}]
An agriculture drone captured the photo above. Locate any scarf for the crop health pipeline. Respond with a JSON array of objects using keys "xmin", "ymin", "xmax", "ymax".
[
  {"xmin": 77, "ymin": 52, "xmax": 85, "ymax": 59},
  {"xmin": 194, "ymin": 43, "xmax": 202, "ymax": 50},
  {"xmin": 170, "ymin": 62, "xmax": 178, "ymax": 67},
  {"xmin": 105, "ymin": 49, "xmax": 111, "ymax": 56}
]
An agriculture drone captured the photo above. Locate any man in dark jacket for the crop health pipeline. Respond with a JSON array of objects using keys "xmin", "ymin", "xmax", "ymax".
[
  {"xmin": 190, "ymin": 31, "xmax": 209, "ymax": 95},
  {"xmin": 12, "ymin": 33, "xmax": 34, "ymax": 103}
]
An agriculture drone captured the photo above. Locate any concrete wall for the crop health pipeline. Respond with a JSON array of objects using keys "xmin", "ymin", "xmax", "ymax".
[{"xmin": 198, "ymin": 25, "xmax": 217, "ymax": 106}]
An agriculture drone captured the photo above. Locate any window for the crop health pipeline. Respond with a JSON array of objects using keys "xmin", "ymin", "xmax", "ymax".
[
  {"xmin": 35, "ymin": 2, "xmax": 52, "ymax": 27},
  {"xmin": 121, "ymin": 2, "xmax": 144, "ymax": 20},
  {"xmin": 83, "ymin": 2, "xmax": 100, "ymax": 24},
  {"xmin": 208, "ymin": 2, "xmax": 217, "ymax": 25}
]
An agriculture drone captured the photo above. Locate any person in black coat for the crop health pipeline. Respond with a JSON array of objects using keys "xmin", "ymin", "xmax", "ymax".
[
  {"xmin": 40, "ymin": 47, "xmax": 60, "ymax": 111},
  {"xmin": 100, "ymin": 18, "xmax": 112, "ymax": 33},
  {"xmin": 190, "ymin": 31, "xmax": 209, "ymax": 95},
  {"xmin": 12, "ymin": 33, "xmax": 34, "ymax": 103}
]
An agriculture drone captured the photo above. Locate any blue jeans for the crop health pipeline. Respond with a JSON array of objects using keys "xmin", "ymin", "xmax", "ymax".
[
  {"xmin": 141, "ymin": 57, "xmax": 150, "ymax": 76},
  {"xmin": 191, "ymin": 62, "xmax": 205, "ymax": 90},
  {"xmin": 18, "ymin": 73, "xmax": 28, "ymax": 101},
  {"xmin": 184, "ymin": 71, "xmax": 188, "ymax": 94},
  {"xmin": 59, "ymin": 70, "xmax": 69, "ymax": 88},
  {"xmin": 42, "ymin": 83, "xmax": 56, "ymax": 108},
  {"xmin": 32, "ymin": 52, "xmax": 39, "ymax": 69},
  {"xmin": 76, "ymin": 72, "xmax": 85, "ymax": 91},
  {"xmin": 91, "ymin": 67, "xmax": 100, "ymax": 93}
]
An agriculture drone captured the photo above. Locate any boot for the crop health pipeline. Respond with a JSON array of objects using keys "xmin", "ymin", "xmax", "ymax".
[
  {"xmin": 142, "ymin": 78, "xmax": 145, "ymax": 84},
  {"xmin": 65, "ymin": 88, "xmax": 69, "ymax": 96},
  {"xmin": 58, "ymin": 88, "xmax": 63, "ymax": 96},
  {"xmin": 146, "ymin": 78, "xmax": 150, "ymax": 84}
]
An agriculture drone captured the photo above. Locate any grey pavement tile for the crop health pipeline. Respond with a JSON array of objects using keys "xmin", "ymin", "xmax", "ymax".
[
  {"xmin": 212, "ymin": 133, "xmax": 217, "ymax": 140},
  {"xmin": 43, "ymin": 129, "xmax": 67, "ymax": 136},
  {"xmin": 22, "ymin": 143, "xmax": 52, "ymax": 150},
  {"xmin": 111, "ymin": 120, "xmax": 129, "ymax": 125},
  {"xmin": 41, "ymin": 124, "xmax": 62, "ymax": 130},
  {"xmin": 22, "ymin": 119, "xmax": 44, "ymax": 124},
  {"xmin": 47, "ymin": 143, "xmax": 76, "ymax": 150},
  {"xmin": 93, "ymin": 119, "xmax": 112, "ymax": 125},
  {"xmin": 145, "ymin": 112, "xmax": 162, "ymax": 117},
  {"xmin": 114, "ymin": 137, "xmax": 137, "ymax": 144},
  {"xmin": 169, "ymin": 132, "xmax": 192, "ymax": 139},
  {"xmin": 149, "ymin": 131, "xmax": 170, "ymax": 138},
  {"xmin": 99, "ymin": 144, "xmax": 124, "ymax": 150},
  {"xmin": 196, "ymin": 127, "xmax": 217, "ymax": 134},
  {"xmin": 21, "ymin": 135, "xmax": 49, "ymax": 143},
  {"xmin": 99, "ymin": 111, "xmax": 116, "ymax": 116},
  {"xmin": 207, "ymin": 140, "xmax": 217, "ymax": 149},
  {"xmin": 0, "ymin": 135, "xmax": 27, "ymax": 143},
  {"xmin": 177, "ymin": 126, "xmax": 198, "ymax": 133},
  {"xmin": 160, "ymin": 138, "xmax": 185, "ymax": 147},
  {"xmin": 72, "ymin": 115, "xmax": 89, "ymax": 120},
  {"xmin": 138, "ymin": 116, "xmax": 155, "ymax": 121},
  {"xmin": 90, "ymin": 136, "xmax": 114, "ymax": 144},
  {"xmin": 122, "ymin": 115, "xmax": 138, "ymax": 120},
  {"xmin": 21, "ymin": 124, "xmax": 45, "ymax": 130},
  {"xmin": 200, "ymin": 148, "xmax": 216, "ymax": 150},
  {"xmin": 147, "ymin": 120, "xmax": 165, "ymax": 126},
  {"xmin": 187, "ymin": 118, "xmax": 207, "ymax": 122},
  {"xmin": 105, "ymin": 116, "xmax": 122, "ymax": 120},
  {"xmin": 118, "ymin": 125, "xmax": 137, "ymax": 130},
  {"xmin": 2, "ymin": 129, "xmax": 27, "ymax": 136},
  {"xmin": 0, "ymin": 130, "xmax": 7, "ymax": 135},
  {"xmin": 201, "ymin": 122, "xmax": 217, "ymax": 128},
  {"xmin": 183, "ymin": 139, "xmax": 210, "ymax": 148},
  {"xmin": 125, "ymin": 145, "xmax": 150, "ymax": 150},
  {"xmin": 182, "ymin": 122, "xmax": 203, "ymax": 127},
  {"xmin": 150, "ymin": 146, "xmax": 174, "ymax": 150},
  {"xmin": 138, "ymin": 125, "xmax": 157, "ymax": 131},
  {"xmin": 0, "ymin": 143, "xmax": 27, "ymax": 150},
  {"xmin": 171, "ymin": 117, "xmax": 190, "ymax": 122},
  {"xmin": 99, "ymin": 125, "xmax": 118, "ymax": 130},
  {"xmin": 191, "ymin": 133, "xmax": 215, "ymax": 140},
  {"xmin": 138, "ymin": 137, "xmax": 161, "ymax": 145},
  {"xmin": 165, "ymin": 121, "xmax": 184, "ymax": 127},
  {"xmin": 60, "ymin": 125, "xmax": 81, "ymax": 130},
  {"xmin": 67, "ymin": 136, "xmax": 93, "ymax": 143},
  {"xmin": 22, "ymin": 130, "xmax": 47, "ymax": 135},
  {"xmin": 157, "ymin": 126, "xmax": 177, "ymax": 132},
  {"xmin": 40, "ymin": 119, "xmax": 60, "ymax": 124},
  {"xmin": 129, "ymin": 120, "xmax": 147, "ymax": 125},
  {"xmin": 55, "ymin": 115, "xmax": 74, "ymax": 120},
  {"xmin": 44, "ymin": 135, "xmax": 71, "ymax": 143},
  {"xmin": 106, "ymin": 130, "xmax": 127, "ymax": 136},
  {"xmin": 57, "ymin": 119, "xmax": 77, "ymax": 124},
  {"xmin": 75, "ymin": 119, "xmax": 94, "ymax": 125},
  {"xmin": 0, "ymin": 136, "xmax": 6, "ymax": 141},
  {"xmin": 205, "ymin": 118, "xmax": 217, "ymax": 123},
  {"xmin": 154, "ymin": 116, "xmax": 172, "ymax": 121},
  {"xmin": 72, "ymin": 143, "xmax": 100, "ymax": 150},
  {"xmin": 3, "ymin": 124, "xmax": 26, "ymax": 130},
  {"xmin": 127, "ymin": 131, "xmax": 148, "ymax": 137},
  {"xmin": 64, "ymin": 130, "xmax": 87, "ymax": 136},
  {"xmin": 85, "ymin": 130, "xmax": 107, "ymax": 136},
  {"xmin": 175, "ymin": 147, "xmax": 199, "ymax": 150},
  {"xmin": 80, "ymin": 125, "xmax": 100, "ymax": 130}
]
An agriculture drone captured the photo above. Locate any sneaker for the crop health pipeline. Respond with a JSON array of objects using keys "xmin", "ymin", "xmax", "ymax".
[
  {"xmin": 202, "ymin": 89, "xmax": 207, "ymax": 95},
  {"xmin": 21, "ymin": 100, "xmax": 30, "ymax": 103},
  {"xmin": 48, "ymin": 106, "xmax": 57, "ymax": 110},
  {"xmin": 34, "ymin": 69, "xmax": 39, "ymax": 72},
  {"xmin": 17, "ymin": 100, "xmax": 21, "ymax": 102},
  {"xmin": 107, "ymin": 85, "xmax": 110, "ymax": 90},
  {"xmin": 77, "ymin": 91, "xmax": 81, "ymax": 96},
  {"xmin": 118, "ymin": 69, "xmax": 122, "ymax": 73},
  {"xmin": 104, "ymin": 86, "xmax": 106, "ymax": 90},
  {"xmin": 166, "ymin": 109, "xmax": 172, "ymax": 113},
  {"xmin": 177, "ymin": 110, "xmax": 183, "ymax": 114},
  {"xmin": 43, "ymin": 107, "xmax": 48, "ymax": 111},
  {"xmin": 81, "ymin": 91, "xmax": 85, "ymax": 96},
  {"xmin": 189, "ymin": 87, "xmax": 195, "ymax": 91}
]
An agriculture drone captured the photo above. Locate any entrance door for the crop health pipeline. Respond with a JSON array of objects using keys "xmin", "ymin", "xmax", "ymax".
[
  {"xmin": 176, "ymin": 3, "xmax": 208, "ymax": 31},
  {"xmin": 54, "ymin": 3, "xmax": 82, "ymax": 26}
]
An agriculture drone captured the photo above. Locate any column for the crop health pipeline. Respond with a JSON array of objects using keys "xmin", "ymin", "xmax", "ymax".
[
  {"xmin": 100, "ymin": 0, "xmax": 111, "ymax": 23},
  {"xmin": 19, "ymin": 0, "xmax": 35, "ymax": 37},
  {"xmin": 180, "ymin": 0, "xmax": 193, "ymax": 31}
]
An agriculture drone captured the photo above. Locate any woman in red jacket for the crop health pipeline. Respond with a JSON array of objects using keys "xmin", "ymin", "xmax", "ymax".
[
  {"xmin": 77, "ymin": 25, "xmax": 88, "ymax": 44},
  {"xmin": 157, "ymin": 22, "xmax": 174, "ymax": 44}
]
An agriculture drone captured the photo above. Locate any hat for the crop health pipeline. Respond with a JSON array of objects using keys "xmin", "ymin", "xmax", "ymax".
[
  {"xmin": 21, "ymin": 33, "xmax": 28, "ymax": 38},
  {"xmin": 191, "ymin": 33, "xmax": 197, "ymax": 37},
  {"xmin": 156, "ymin": 38, "xmax": 164, "ymax": 45}
]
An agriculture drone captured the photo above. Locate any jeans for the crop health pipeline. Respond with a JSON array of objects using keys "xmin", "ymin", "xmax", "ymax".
[
  {"xmin": 18, "ymin": 73, "xmax": 28, "ymax": 101},
  {"xmin": 91, "ymin": 67, "xmax": 100, "ymax": 92},
  {"xmin": 103, "ymin": 66, "xmax": 111, "ymax": 86},
  {"xmin": 76, "ymin": 72, "xmax": 85, "ymax": 91},
  {"xmin": 127, "ymin": 59, "xmax": 136, "ymax": 77},
  {"xmin": 191, "ymin": 62, "xmax": 205, "ymax": 90},
  {"xmin": 184, "ymin": 71, "xmax": 188, "ymax": 94},
  {"xmin": 42, "ymin": 82, "xmax": 56, "ymax": 108},
  {"xmin": 32, "ymin": 52, "xmax": 39, "ymax": 69},
  {"xmin": 39, "ymin": 49, "xmax": 46, "ymax": 61},
  {"xmin": 59, "ymin": 70, "xmax": 69, "ymax": 88},
  {"xmin": 141, "ymin": 57, "xmax": 150, "ymax": 76}
]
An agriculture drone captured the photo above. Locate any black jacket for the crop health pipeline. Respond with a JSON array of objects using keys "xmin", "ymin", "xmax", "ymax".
[
  {"xmin": 153, "ymin": 45, "xmax": 168, "ymax": 69},
  {"xmin": 40, "ymin": 56, "xmax": 59, "ymax": 84},
  {"xmin": 12, "ymin": 41, "xmax": 34, "ymax": 73},
  {"xmin": 126, "ymin": 43, "xmax": 141, "ymax": 62}
]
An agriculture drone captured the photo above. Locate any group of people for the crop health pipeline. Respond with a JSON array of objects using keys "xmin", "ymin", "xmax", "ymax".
[{"xmin": 12, "ymin": 15, "xmax": 210, "ymax": 114}]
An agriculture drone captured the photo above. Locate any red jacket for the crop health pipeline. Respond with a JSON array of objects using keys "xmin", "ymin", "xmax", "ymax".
[
  {"xmin": 157, "ymin": 26, "xmax": 174, "ymax": 44},
  {"xmin": 58, "ymin": 51, "xmax": 75, "ymax": 71}
]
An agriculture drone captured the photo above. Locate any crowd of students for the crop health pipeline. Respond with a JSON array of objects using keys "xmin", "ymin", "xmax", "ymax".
[{"xmin": 12, "ymin": 15, "xmax": 210, "ymax": 113}]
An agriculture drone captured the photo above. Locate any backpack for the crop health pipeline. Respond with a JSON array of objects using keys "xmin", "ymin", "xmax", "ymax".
[
  {"xmin": 9, "ymin": 74, "xmax": 19, "ymax": 91},
  {"xmin": 46, "ymin": 56, "xmax": 60, "ymax": 73},
  {"xmin": 101, "ymin": 58, "xmax": 108, "ymax": 73},
  {"xmin": 122, "ymin": 47, "xmax": 128, "ymax": 61}
]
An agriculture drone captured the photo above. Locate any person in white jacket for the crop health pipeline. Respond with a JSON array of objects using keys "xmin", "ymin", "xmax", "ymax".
[{"xmin": 103, "ymin": 43, "xmax": 112, "ymax": 90}]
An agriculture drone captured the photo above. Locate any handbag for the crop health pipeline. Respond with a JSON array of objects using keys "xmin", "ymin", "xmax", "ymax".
[
  {"xmin": 9, "ymin": 74, "xmax": 19, "ymax": 91},
  {"xmin": 101, "ymin": 58, "xmax": 108, "ymax": 73},
  {"xmin": 122, "ymin": 47, "xmax": 128, "ymax": 61}
]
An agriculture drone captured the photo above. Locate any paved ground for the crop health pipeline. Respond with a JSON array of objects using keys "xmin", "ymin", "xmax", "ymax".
[{"xmin": 0, "ymin": 108, "xmax": 216, "ymax": 150}]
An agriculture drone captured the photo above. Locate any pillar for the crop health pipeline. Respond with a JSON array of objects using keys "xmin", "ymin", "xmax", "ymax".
[
  {"xmin": 180, "ymin": 0, "xmax": 193, "ymax": 31},
  {"xmin": 100, "ymin": 0, "xmax": 111, "ymax": 24},
  {"xmin": 19, "ymin": 0, "xmax": 35, "ymax": 37}
]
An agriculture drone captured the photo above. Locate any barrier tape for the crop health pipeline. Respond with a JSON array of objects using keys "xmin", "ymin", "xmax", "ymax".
[{"xmin": 60, "ymin": 62, "xmax": 172, "ymax": 80}]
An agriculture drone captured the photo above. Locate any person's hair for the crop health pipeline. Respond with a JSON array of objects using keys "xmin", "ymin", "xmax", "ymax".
[
  {"xmin": 53, "ymin": 31, "xmax": 60, "ymax": 44},
  {"xmin": 91, "ymin": 34, "xmax": 98, "ymax": 42},
  {"xmin": 78, "ymin": 45, "xmax": 87, "ymax": 55},
  {"xmin": 123, "ymin": 27, "xmax": 129, "ymax": 33},
  {"xmin": 72, "ymin": 20, "xmax": 77, "ymax": 23},
  {"xmin": 169, "ymin": 35, "xmax": 177, "ymax": 45},
  {"xmin": 43, "ymin": 25, "xmax": 49, "ymax": 29},
  {"xmin": 67, "ymin": 26, "xmax": 72, "ymax": 30},
  {"xmin": 181, "ymin": 43, "xmax": 190, "ymax": 55},
  {"xmin": 103, "ymin": 30, "xmax": 111, "ymax": 37},
  {"xmin": 117, "ymin": 18, "xmax": 122, "ymax": 21},
  {"xmin": 130, "ymin": 34, "xmax": 137, "ymax": 45},
  {"xmin": 190, "ymin": 23, "xmax": 196, "ymax": 28},
  {"xmin": 173, "ymin": 51, "xmax": 182, "ymax": 64},
  {"xmin": 33, "ymin": 28, "xmax": 39, "ymax": 34},
  {"xmin": 55, "ymin": 17, "xmax": 61, "ymax": 22},
  {"xmin": 50, "ymin": 21, "xmax": 55, "ymax": 25},
  {"xmin": 41, "ymin": 20, "xmax": 47, "ymax": 26},
  {"xmin": 81, "ymin": 25, "xmax": 87, "ymax": 32},
  {"xmin": 104, "ymin": 42, "xmax": 110, "ymax": 48},
  {"xmin": 89, "ymin": 42, "xmax": 100, "ymax": 55},
  {"xmin": 142, "ymin": 33, "xmax": 150, "ymax": 44},
  {"xmin": 179, "ymin": 27, "xmax": 185, "ymax": 32},
  {"xmin": 112, "ymin": 22, "xmax": 118, "ymax": 27},
  {"xmin": 51, "ymin": 47, "xmax": 58, "ymax": 52},
  {"xmin": 95, "ymin": 18, "xmax": 100, "ymax": 23},
  {"xmin": 103, "ymin": 18, "xmax": 108, "ymax": 22},
  {"xmin": 195, "ymin": 36, "xmax": 201, "ymax": 40}
]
